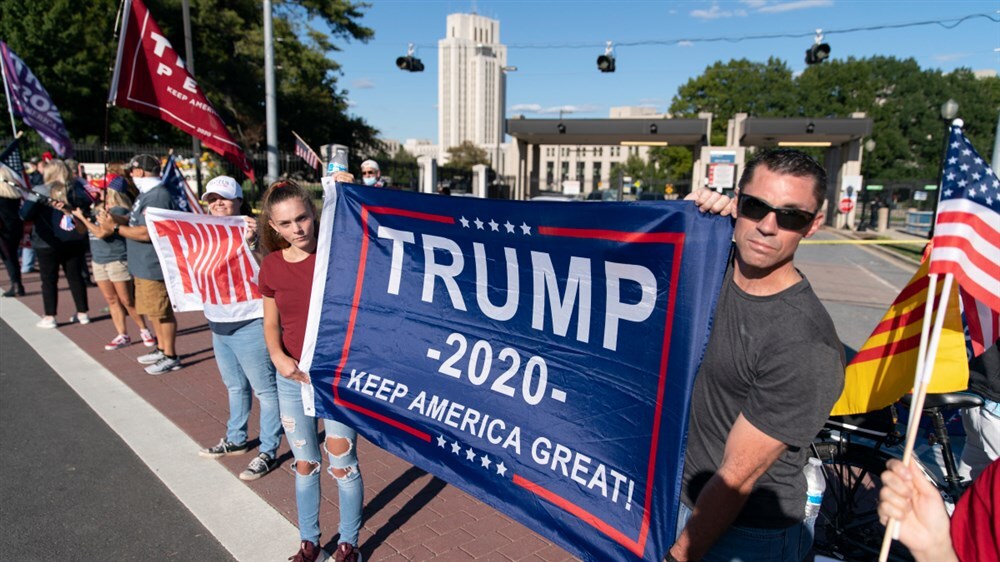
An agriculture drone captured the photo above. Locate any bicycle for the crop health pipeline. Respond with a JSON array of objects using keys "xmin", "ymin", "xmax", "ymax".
[{"xmin": 810, "ymin": 391, "xmax": 984, "ymax": 561}]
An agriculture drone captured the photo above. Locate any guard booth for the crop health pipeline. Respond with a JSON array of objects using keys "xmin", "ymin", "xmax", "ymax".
[{"xmin": 506, "ymin": 115, "xmax": 712, "ymax": 200}]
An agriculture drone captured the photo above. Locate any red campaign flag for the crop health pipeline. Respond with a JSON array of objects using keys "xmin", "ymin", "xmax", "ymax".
[{"xmin": 108, "ymin": 0, "xmax": 255, "ymax": 182}]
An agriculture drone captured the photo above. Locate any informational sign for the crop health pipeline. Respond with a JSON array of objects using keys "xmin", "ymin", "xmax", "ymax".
[
  {"xmin": 562, "ymin": 180, "xmax": 581, "ymax": 196},
  {"xmin": 300, "ymin": 184, "xmax": 733, "ymax": 561},
  {"xmin": 841, "ymin": 175, "xmax": 862, "ymax": 214},
  {"xmin": 867, "ymin": 184, "xmax": 884, "ymax": 191},
  {"xmin": 708, "ymin": 150, "xmax": 736, "ymax": 164},
  {"xmin": 707, "ymin": 163, "xmax": 735, "ymax": 189},
  {"xmin": 913, "ymin": 191, "xmax": 928, "ymax": 201},
  {"xmin": 839, "ymin": 198, "xmax": 855, "ymax": 213}
]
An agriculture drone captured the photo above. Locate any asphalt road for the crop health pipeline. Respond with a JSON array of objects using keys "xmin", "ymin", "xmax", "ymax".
[{"xmin": 0, "ymin": 319, "xmax": 235, "ymax": 561}]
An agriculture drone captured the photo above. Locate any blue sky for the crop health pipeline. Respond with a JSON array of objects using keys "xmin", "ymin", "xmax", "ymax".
[{"xmin": 328, "ymin": 0, "xmax": 999, "ymax": 143}]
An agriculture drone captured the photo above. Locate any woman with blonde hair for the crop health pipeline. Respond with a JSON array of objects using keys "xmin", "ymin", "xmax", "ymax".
[
  {"xmin": 20, "ymin": 159, "xmax": 90, "ymax": 328},
  {"xmin": 0, "ymin": 164, "xmax": 25, "ymax": 297},
  {"xmin": 72, "ymin": 177, "xmax": 155, "ymax": 349}
]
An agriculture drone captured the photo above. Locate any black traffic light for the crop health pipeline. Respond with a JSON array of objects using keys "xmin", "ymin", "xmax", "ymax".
[
  {"xmin": 805, "ymin": 42, "xmax": 831, "ymax": 65},
  {"xmin": 396, "ymin": 56, "xmax": 424, "ymax": 72},
  {"xmin": 597, "ymin": 54, "xmax": 615, "ymax": 73},
  {"xmin": 597, "ymin": 41, "xmax": 615, "ymax": 73}
]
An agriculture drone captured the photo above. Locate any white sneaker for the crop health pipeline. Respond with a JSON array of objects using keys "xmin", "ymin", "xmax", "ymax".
[
  {"xmin": 145, "ymin": 355, "xmax": 182, "ymax": 375},
  {"xmin": 140, "ymin": 329, "xmax": 157, "ymax": 347},
  {"xmin": 137, "ymin": 349, "xmax": 165, "ymax": 365},
  {"xmin": 36, "ymin": 316, "xmax": 57, "ymax": 329},
  {"xmin": 104, "ymin": 334, "xmax": 132, "ymax": 351},
  {"xmin": 73, "ymin": 312, "xmax": 91, "ymax": 325}
]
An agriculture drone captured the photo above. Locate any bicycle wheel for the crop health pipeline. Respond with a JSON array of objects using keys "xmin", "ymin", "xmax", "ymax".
[{"xmin": 812, "ymin": 442, "xmax": 914, "ymax": 562}]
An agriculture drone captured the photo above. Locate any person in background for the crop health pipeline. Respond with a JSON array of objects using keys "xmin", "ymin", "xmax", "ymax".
[
  {"xmin": 878, "ymin": 457, "xmax": 999, "ymax": 562},
  {"xmin": 359, "ymin": 159, "xmax": 387, "ymax": 188},
  {"xmin": 0, "ymin": 164, "xmax": 25, "ymax": 297},
  {"xmin": 19, "ymin": 159, "xmax": 90, "ymax": 328},
  {"xmin": 259, "ymin": 180, "xmax": 364, "ymax": 562},
  {"xmin": 99, "ymin": 154, "xmax": 182, "ymax": 375},
  {"xmin": 195, "ymin": 176, "xmax": 283, "ymax": 482},
  {"xmin": 958, "ymin": 341, "xmax": 1000, "ymax": 481},
  {"xmin": 71, "ymin": 177, "xmax": 155, "ymax": 350}
]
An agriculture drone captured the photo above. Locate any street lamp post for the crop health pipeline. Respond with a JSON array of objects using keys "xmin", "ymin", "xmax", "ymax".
[
  {"xmin": 495, "ymin": 66, "xmax": 517, "ymax": 192},
  {"xmin": 929, "ymin": 99, "xmax": 959, "ymax": 238},
  {"xmin": 862, "ymin": 138, "xmax": 876, "ymax": 230}
]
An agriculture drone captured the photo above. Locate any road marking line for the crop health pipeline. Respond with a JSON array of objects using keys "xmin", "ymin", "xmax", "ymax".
[{"xmin": 0, "ymin": 298, "xmax": 298, "ymax": 562}]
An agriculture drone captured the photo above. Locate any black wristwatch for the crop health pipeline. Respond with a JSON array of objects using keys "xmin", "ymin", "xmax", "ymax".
[{"xmin": 113, "ymin": 224, "xmax": 120, "ymax": 235}]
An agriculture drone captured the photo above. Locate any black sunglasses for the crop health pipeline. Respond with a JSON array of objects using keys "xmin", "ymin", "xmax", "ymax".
[{"xmin": 737, "ymin": 193, "xmax": 817, "ymax": 231}]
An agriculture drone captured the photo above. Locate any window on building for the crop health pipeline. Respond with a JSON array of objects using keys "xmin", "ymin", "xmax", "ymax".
[
  {"xmin": 546, "ymin": 162, "xmax": 554, "ymax": 184},
  {"xmin": 593, "ymin": 162, "xmax": 602, "ymax": 181},
  {"xmin": 561, "ymin": 161, "xmax": 569, "ymax": 181},
  {"xmin": 576, "ymin": 162, "xmax": 584, "ymax": 181}
]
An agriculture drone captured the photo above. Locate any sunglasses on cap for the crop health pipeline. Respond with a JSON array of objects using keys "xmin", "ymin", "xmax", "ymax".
[{"xmin": 737, "ymin": 193, "xmax": 818, "ymax": 231}]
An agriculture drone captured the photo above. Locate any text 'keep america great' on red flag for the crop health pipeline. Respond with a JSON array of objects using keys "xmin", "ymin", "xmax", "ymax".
[
  {"xmin": 108, "ymin": 0, "xmax": 255, "ymax": 182},
  {"xmin": 928, "ymin": 120, "xmax": 1000, "ymax": 354}
]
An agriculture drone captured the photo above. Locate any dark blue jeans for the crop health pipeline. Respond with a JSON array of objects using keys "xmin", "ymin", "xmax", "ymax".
[{"xmin": 675, "ymin": 502, "xmax": 815, "ymax": 562}]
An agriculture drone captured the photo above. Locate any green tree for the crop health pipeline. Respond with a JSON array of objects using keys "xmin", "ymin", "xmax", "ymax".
[
  {"xmin": 670, "ymin": 57, "xmax": 796, "ymax": 145},
  {"xmin": 0, "ymin": 0, "xmax": 378, "ymax": 160},
  {"xmin": 445, "ymin": 141, "xmax": 490, "ymax": 171}
]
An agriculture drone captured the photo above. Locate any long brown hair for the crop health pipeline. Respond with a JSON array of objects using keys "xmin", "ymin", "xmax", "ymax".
[{"xmin": 259, "ymin": 180, "xmax": 317, "ymax": 254}]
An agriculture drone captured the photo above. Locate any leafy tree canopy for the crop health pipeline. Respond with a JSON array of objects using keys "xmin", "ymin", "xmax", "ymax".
[
  {"xmin": 445, "ymin": 141, "xmax": 490, "ymax": 171},
  {"xmin": 670, "ymin": 56, "xmax": 1000, "ymax": 180},
  {"xmin": 0, "ymin": 0, "xmax": 378, "ymax": 158}
]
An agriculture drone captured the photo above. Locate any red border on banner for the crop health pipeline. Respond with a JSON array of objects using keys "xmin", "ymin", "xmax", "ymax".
[{"xmin": 330, "ymin": 209, "xmax": 684, "ymax": 556}]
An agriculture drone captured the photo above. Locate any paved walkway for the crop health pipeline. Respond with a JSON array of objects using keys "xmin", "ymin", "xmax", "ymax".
[{"xmin": 0, "ymin": 269, "xmax": 574, "ymax": 561}]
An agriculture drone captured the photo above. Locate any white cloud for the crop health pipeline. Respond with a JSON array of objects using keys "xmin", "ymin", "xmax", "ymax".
[
  {"xmin": 932, "ymin": 53, "xmax": 970, "ymax": 62},
  {"xmin": 352, "ymin": 78, "xmax": 375, "ymax": 89},
  {"xmin": 677, "ymin": 40, "xmax": 695, "ymax": 47},
  {"xmin": 741, "ymin": 0, "xmax": 834, "ymax": 13},
  {"xmin": 509, "ymin": 104, "xmax": 601, "ymax": 115},
  {"xmin": 690, "ymin": 3, "xmax": 746, "ymax": 19},
  {"xmin": 345, "ymin": 99, "xmax": 357, "ymax": 107}
]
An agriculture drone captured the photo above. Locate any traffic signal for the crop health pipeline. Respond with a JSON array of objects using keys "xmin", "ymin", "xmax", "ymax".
[
  {"xmin": 805, "ymin": 42, "xmax": 831, "ymax": 65},
  {"xmin": 397, "ymin": 43, "xmax": 424, "ymax": 72},
  {"xmin": 597, "ymin": 41, "xmax": 615, "ymax": 73},
  {"xmin": 396, "ymin": 56, "xmax": 424, "ymax": 72}
]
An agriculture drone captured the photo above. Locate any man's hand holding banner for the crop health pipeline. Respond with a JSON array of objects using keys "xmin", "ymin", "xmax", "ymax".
[
  {"xmin": 146, "ymin": 209, "xmax": 261, "ymax": 322},
  {"xmin": 300, "ymin": 185, "xmax": 733, "ymax": 561}
]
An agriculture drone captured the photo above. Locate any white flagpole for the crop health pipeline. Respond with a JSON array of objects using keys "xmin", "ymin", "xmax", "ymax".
[
  {"xmin": 0, "ymin": 46, "xmax": 21, "ymax": 138},
  {"xmin": 879, "ymin": 273, "xmax": 955, "ymax": 561},
  {"xmin": 107, "ymin": 0, "xmax": 132, "ymax": 106}
]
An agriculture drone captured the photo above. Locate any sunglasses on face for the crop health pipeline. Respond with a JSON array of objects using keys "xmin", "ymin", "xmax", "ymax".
[{"xmin": 737, "ymin": 193, "xmax": 818, "ymax": 231}]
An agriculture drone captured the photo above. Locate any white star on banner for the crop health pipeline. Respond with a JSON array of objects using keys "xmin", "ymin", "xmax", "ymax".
[
  {"xmin": 437, "ymin": 435, "xmax": 447, "ymax": 448},
  {"xmin": 951, "ymin": 141, "xmax": 961, "ymax": 148},
  {"xmin": 496, "ymin": 462, "xmax": 508, "ymax": 477},
  {"xmin": 958, "ymin": 180, "xmax": 967, "ymax": 187},
  {"xmin": 974, "ymin": 157, "xmax": 983, "ymax": 165},
  {"xmin": 480, "ymin": 454, "xmax": 491, "ymax": 469},
  {"xmin": 972, "ymin": 172, "xmax": 982, "ymax": 181},
  {"xmin": 451, "ymin": 441, "xmax": 461, "ymax": 455},
  {"xmin": 944, "ymin": 189, "xmax": 954, "ymax": 196},
  {"xmin": 520, "ymin": 222, "xmax": 532, "ymax": 235},
  {"xmin": 465, "ymin": 447, "xmax": 476, "ymax": 461},
  {"xmin": 947, "ymin": 173, "xmax": 956, "ymax": 181},
  {"xmin": 488, "ymin": 219, "xmax": 499, "ymax": 231},
  {"xmin": 962, "ymin": 149, "xmax": 972, "ymax": 156},
  {"xmin": 960, "ymin": 164, "xmax": 970, "ymax": 172},
  {"xmin": 474, "ymin": 218, "xmax": 484, "ymax": 230},
  {"xmin": 459, "ymin": 216, "xmax": 470, "ymax": 228},
  {"xmin": 504, "ymin": 221, "xmax": 515, "ymax": 233},
  {"xmin": 948, "ymin": 157, "xmax": 958, "ymax": 165}
]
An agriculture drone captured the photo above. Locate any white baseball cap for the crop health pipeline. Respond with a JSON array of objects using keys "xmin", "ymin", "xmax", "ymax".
[{"xmin": 202, "ymin": 175, "xmax": 243, "ymax": 200}]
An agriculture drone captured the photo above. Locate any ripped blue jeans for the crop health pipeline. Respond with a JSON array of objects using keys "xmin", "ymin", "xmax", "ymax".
[{"xmin": 276, "ymin": 375, "xmax": 364, "ymax": 546}]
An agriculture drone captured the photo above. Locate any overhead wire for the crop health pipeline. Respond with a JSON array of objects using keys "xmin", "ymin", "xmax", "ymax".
[{"xmin": 407, "ymin": 12, "xmax": 998, "ymax": 51}]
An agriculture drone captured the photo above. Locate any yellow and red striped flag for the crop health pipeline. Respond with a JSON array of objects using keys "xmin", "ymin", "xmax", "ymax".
[{"xmin": 830, "ymin": 258, "xmax": 969, "ymax": 416}]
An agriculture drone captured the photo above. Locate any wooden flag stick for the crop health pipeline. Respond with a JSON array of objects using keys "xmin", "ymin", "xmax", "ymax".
[{"xmin": 879, "ymin": 273, "xmax": 954, "ymax": 561}]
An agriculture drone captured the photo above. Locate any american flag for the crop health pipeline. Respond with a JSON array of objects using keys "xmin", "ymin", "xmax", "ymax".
[
  {"xmin": 162, "ymin": 155, "xmax": 205, "ymax": 214},
  {"xmin": 293, "ymin": 131, "xmax": 320, "ymax": 171},
  {"xmin": 0, "ymin": 135, "xmax": 30, "ymax": 185},
  {"xmin": 929, "ymin": 122, "xmax": 1000, "ymax": 355}
]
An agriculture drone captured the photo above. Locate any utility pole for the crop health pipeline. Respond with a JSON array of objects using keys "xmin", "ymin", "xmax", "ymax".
[
  {"xmin": 181, "ymin": 0, "xmax": 203, "ymax": 194},
  {"xmin": 263, "ymin": 0, "xmax": 279, "ymax": 185}
]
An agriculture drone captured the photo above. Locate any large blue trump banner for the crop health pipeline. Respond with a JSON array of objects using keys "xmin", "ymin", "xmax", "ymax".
[{"xmin": 300, "ymin": 184, "xmax": 732, "ymax": 561}]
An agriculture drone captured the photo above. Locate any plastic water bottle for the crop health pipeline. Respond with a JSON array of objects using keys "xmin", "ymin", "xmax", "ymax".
[
  {"xmin": 330, "ymin": 146, "xmax": 348, "ymax": 175},
  {"xmin": 804, "ymin": 457, "xmax": 825, "ymax": 518}
]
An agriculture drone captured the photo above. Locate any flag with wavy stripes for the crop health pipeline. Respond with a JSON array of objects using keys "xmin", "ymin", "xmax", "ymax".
[{"xmin": 830, "ymin": 257, "xmax": 969, "ymax": 416}]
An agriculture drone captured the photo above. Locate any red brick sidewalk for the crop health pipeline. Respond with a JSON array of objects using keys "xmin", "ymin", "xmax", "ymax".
[{"xmin": 1, "ymin": 269, "xmax": 575, "ymax": 561}]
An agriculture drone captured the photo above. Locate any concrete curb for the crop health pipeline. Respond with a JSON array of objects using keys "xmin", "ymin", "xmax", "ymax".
[{"xmin": 822, "ymin": 227, "xmax": 924, "ymax": 267}]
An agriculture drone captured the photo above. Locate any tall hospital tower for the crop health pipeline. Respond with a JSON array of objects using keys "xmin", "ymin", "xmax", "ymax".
[{"xmin": 438, "ymin": 13, "xmax": 508, "ymax": 168}]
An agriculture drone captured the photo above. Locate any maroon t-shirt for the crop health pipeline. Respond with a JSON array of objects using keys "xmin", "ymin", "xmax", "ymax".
[
  {"xmin": 950, "ymin": 458, "xmax": 999, "ymax": 562},
  {"xmin": 258, "ymin": 250, "xmax": 316, "ymax": 362}
]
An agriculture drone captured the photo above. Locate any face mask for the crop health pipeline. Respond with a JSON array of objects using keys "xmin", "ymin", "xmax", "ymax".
[
  {"xmin": 134, "ymin": 176, "xmax": 162, "ymax": 193},
  {"xmin": 362, "ymin": 176, "xmax": 377, "ymax": 186}
]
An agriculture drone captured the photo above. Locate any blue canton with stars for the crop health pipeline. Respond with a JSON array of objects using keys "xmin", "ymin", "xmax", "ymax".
[{"xmin": 941, "ymin": 125, "xmax": 1000, "ymax": 212}]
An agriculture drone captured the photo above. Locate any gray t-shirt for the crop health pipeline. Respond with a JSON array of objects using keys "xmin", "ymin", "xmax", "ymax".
[
  {"xmin": 89, "ymin": 206, "xmax": 129, "ymax": 264},
  {"xmin": 127, "ymin": 185, "xmax": 178, "ymax": 281},
  {"xmin": 681, "ymin": 266, "xmax": 845, "ymax": 528}
]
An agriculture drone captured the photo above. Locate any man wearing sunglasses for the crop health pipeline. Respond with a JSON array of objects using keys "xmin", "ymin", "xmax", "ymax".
[{"xmin": 668, "ymin": 149, "xmax": 845, "ymax": 562}]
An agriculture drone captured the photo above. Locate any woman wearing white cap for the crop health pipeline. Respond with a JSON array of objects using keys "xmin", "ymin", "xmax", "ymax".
[{"xmin": 195, "ymin": 175, "xmax": 283, "ymax": 481}]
